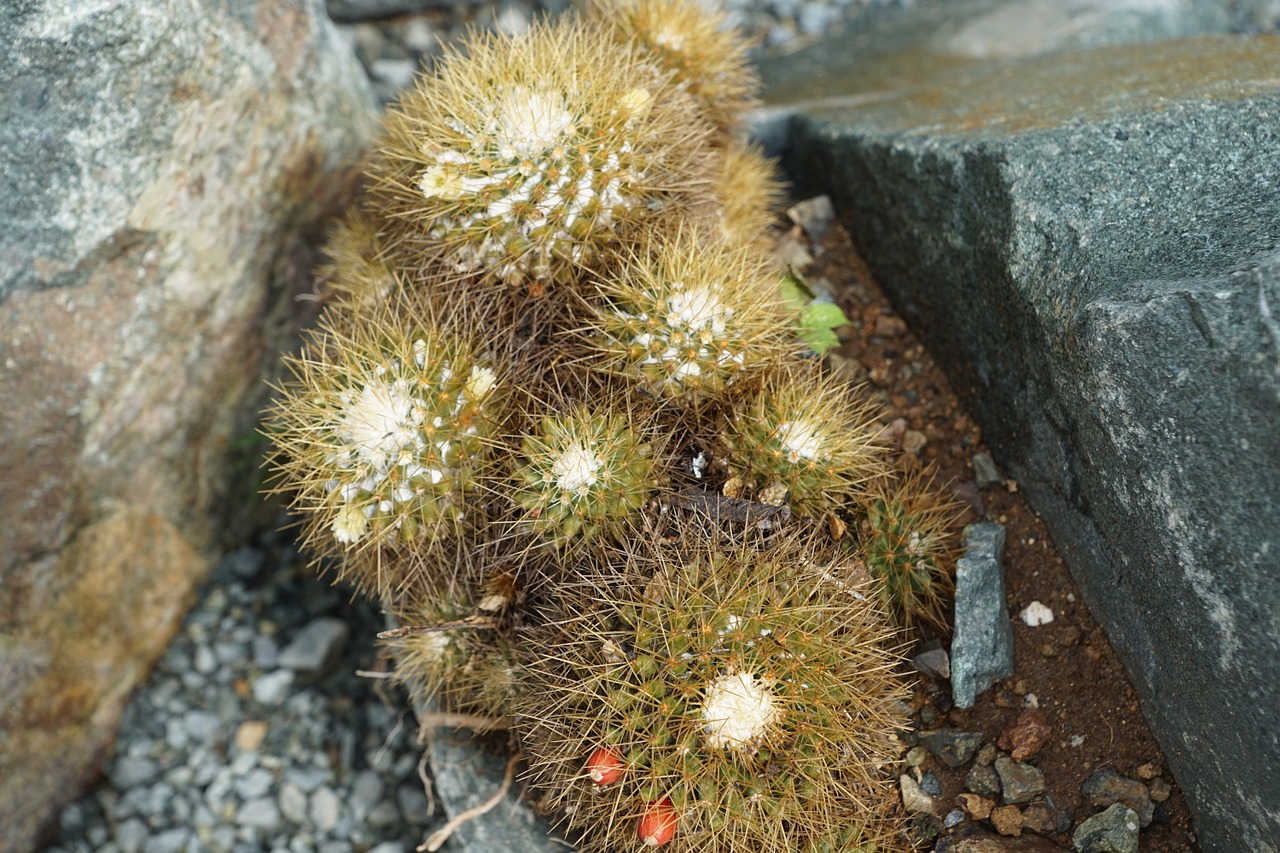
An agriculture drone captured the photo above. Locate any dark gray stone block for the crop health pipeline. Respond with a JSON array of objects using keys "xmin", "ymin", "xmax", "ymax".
[
  {"xmin": 759, "ymin": 5, "xmax": 1280, "ymax": 850},
  {"xmin": 950, "ymin": 522, "xmax": 1013, "ymax": 709}
]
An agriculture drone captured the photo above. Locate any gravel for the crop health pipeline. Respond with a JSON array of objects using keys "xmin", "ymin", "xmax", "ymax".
[{"xmin": 46, "ymin": 520, "xmax": 439, "ymax": 853}]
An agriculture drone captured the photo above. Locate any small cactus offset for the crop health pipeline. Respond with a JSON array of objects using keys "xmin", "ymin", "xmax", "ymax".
[
  {"xmin": 263, "ymin": 4, "xmax": 960, "ymax": 851},
  {"xmin": 860, "ymin": 470, "xmax": 965, "ymax": 631}
]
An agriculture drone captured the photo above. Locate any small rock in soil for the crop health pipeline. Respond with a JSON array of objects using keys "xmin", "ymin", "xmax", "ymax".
[
  {"xmin": 959, "ymin": 793, "xmax": 995, "ymax": 820},
  {"xmin": 1081, "ymin": 768, "xmax": 1155, "ymax": 827},
  {"xmin": 945, "ymin": 808, "xmax": 967, "ymax": 828},
  {"xmin": 951, "ymin": 523, "xmax": 1014, "ymax": 709},
  {"xmin": 901, "ymin": 773, "xmax": 938, "ymax": 815},
  {"xmin": 1019, "ymin": 601, "xmax": 1055, "ymax": 627},
  {"xmin": 997, "ymin": 709, "xmax": 1052, "ymax": 762},
  {"xmin": 944, "ymin": 827, "xmax": 1069, "ymax": 851},
  {"xmin": 278, "ymin": 617, "xmax": 351, "ymax": 674},
  {"xmin": 991, "ymin": 804, "xmax": 1024, "ymax": 836},
  {"xmin": 966, "ymin": 763, "xmax": 1002, "ymax": 798},
  {"xmin": 1148, "ymin": 777, "xmax": 1172, "ymax": 803},
  {"xmin": 915, "ymin": 648, "xmax": 952, "ymax": 680},
  {"xmin": 1071, "ymin": 803, "xmax": 1140, "ymax": 853},
  {"xmin": 994, "ymin": 756, "xmax": 1045, "ymax": 804},
  {"xmin": 920, "ymin": 728, "xmax": 985, "ymax": 768},
  {"xmin": 786, "ymin": 194, "xmax": 836, "ymax": 242},
  {"xmin": 1022, "ymin": 799, "xmax": 1074, "ymax": 836},
  {"xmin": 971, "ymin": 452, "xmax": 1003, "ymax": 489}
]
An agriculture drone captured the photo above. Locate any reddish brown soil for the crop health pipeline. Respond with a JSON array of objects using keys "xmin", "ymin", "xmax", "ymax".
[{"xmin": 803, "ymin": 221, "xmax": 1200, "ymax": 853}]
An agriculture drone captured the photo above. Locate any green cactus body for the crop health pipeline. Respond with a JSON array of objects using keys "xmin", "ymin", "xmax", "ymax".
[
  {"xmin": 370, "ymin": 20, "xmax": 715, "ymax": 291},
  {"xmin": 720, "ymin": 369, "xmax": 884, "ymax": 519},
  {"xmin": 860, "ymin": 472, "xmax": 962, "ymax": 631},
  {"xmin": 590, "ymin": 226, "xmax": 790, "ymax": 402},
  {"xmin": 266, "ymin": 311, "xmax": 501, "ymax": 594},
  {"xmin": 518, "ymin": 525, "xmax": 907, "ymax": 853},
  {"xmin": 514, "ymin": 404, "xmax": 657, "ymax": 541}
]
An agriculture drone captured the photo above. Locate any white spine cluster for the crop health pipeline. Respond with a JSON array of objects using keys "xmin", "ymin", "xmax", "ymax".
[
  {"xmin": 618, "ymin": 281, "xmax": 745, "ymax": 389},
  {"xmin": 699, "ymin": 670, "xmax": 779, "ymax": 750},
  {"xmin": 417, "ymin": 84, "xmax": 649, "ymax": 283},
  {"xmin": 551, "ymin": 445, "xmax": 604, "ymax": 495},
  {"xmin": 324, "ymin": 350, "xmax": 495, "ymax": 543},
  {"xmin": 776, "ymin": 418, "xmax": 825, "ymax": 464}
]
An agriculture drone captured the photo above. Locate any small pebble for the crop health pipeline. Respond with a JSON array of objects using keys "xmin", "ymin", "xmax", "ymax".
[
  {"xmin": 990, "ymin": 804, "xmax": 1023, "ymax": 836},
  {"xmin": 943, "ymin": 808, "xmax": 966, "ymax": 828},
  {"xmin": 900, "ymin": 774, "xmax": 937, "ymax": 815},
  {"xmin": 1072, "ymin": 803, "xmax": 1140, "ymax": 853},
  {"xmin": 972, "ymin": 452, "xmax": 1003, "ymax": 489},
  {"xmin": 958, "ymin": 793, "xmax": 994, "ymax": 820},
  {"xmin": 234, "ymin": 720, "xmax": 268, "ymax": 752},
  {"xmin": 994, "ymin": 756, "xmax": 1045, "ymax": 804},
  {"xmin": 1020, "ymin": 601, "xmax": 1055, "ymax": 626}
]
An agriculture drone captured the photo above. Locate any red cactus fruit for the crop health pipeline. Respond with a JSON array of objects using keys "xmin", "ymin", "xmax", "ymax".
[
  {"xmin": 637, "ymin": 797, "xmax": 677, "ymax": 847},
  {"xmin": 586, "ymin": 747, "xmax": 624, "ymax": 786}
]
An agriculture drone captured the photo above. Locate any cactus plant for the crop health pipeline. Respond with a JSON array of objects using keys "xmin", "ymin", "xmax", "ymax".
[
  {"xmin": 262, "ymin": 1, "xmax": 948, "ymax": 849},
  {"xmin": 859, "ymin": 470, "xmax": 964, "ymax": 631},
  {"xmin": 265, "ymin": 303, "xmax": 502, "ymax": 596},
  {"xmin": 512, "ymin": 401, "xmax": 661, "ymax": 542},
  {"xmin": 516, "ymin": 520, "xmax": 908, "ymax": 853},
  {"xmin": 367, "ymin": 18, "xmax": 717, "ymax": 293},
  {"xmin": 717, "ymin": 365, "xmax": 886, "ymax": 519},
  {"xmin": 586, "ymin": 222, "xmax": 793, "ymax": 403}
]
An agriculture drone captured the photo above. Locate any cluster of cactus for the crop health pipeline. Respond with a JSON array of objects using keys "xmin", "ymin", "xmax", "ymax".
[{"xmin": 266, "ymin": 1, "xmax": 964, "ymax": 850}]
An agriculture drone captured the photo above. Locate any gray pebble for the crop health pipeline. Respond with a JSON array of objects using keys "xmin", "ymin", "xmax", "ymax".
[
  {"xmin": 285, "ymin": 765, "xmax": 332, "ymax": 794},
  {"xmin": 351, "ymin": 770, "xmax": 385, "ymax": 819},
  {"xmin": 368, "ymin": 843, "xmax": 405, "ymax": 853},
  {"xmin": 194, "ymin": 644, "xmax": 218, "ymax": 675},
  {"xmin": 109, "ymin": 756, "xmax": 159, "ymax": 790},
  {"xmin": 367, "ymin": 800, "xmax": 402, "ymax": 828},
  {"xmin": 1082, "ymin": 767, "xmax": 1155, "ymax": 828},
  {"xmin": 279, "ymin": 782, "xmax": 309, "ymax": 824},
  {"xmin": 913, "ymin": 647, "xmax": 951, "ymax": 680},
  {"xmin": 995, "ymin": 756, "xmax": 1046, "ymax": 804},
  {"xmin": 319, "ymin": 843, "xmax": 356, "ymax": 853},
  {"xmin": 971, "ymin": 452, "xmax": 1003, "ymax": 489},
  {"xmin": 951, "ymin": 523, "xmax": 1013, "ymax": 708},
  {"xmin": 919, "ymin": 728, "xmax": 983, "ymax": 768},
  {"xmin": 397, "ymin": 784, "xmax": 431, "ymax": 825},
  {"xmin": 1072, "ymin": 802, "xmax": 1140, "ymax": 853},
  {"xmin": 239, "ymin": 797, "xmax": 283, "ymax": 830},
  {"xmin": 944, "ymin": 808, "xmax": 966, "ymax": 828},
  {"xmin": 965, "ymin": 762, "xmax": 1002, "ymax": 798},
  {"xmin": 252, "ymin": 636, "xmax": 280, "ymax": 669},
  {"xmin": 237, "ymin": 767, "xmax": 275, "ymax": 801},
  {"xmin": 183, "ymin": 710, "xmax": 223, "ymax": 746},
  {"xmin": 311, "ymin": 786, "xmax": 343, "ymax": 833},
  {"xmin": 278, "ymin": 618, "xmax": 350, "ymax": 674},
  {"xmin": 142, "ymin": 828, "xmax": 191, "ymax": 853},
  {"xmin": 253, "ymin": 670, "xmax": 295, "ymax": 706},
  {"xmin": 115, "ymin": 818, "xmax": 148, "ymax": 853}
]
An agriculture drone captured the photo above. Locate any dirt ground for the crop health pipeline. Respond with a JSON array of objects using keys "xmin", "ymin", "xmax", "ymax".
[{"xmin": 798, "ymin": 218, "xmax": 1201, "ymax": 852}]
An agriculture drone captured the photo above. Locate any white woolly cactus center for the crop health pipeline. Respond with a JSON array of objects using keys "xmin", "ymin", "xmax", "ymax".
[
  {"xmin": 323, "ymin": 347, "xmax": 494, "ymax": 544},
  {"xmin": 623, "ymin": 281, "xmax": 740, "ymax": 385},
  {"xmin": 776, "ymin": 419, "xmax": 826, "ymax": 464},
  {"xmin": 416, "ymin": 79, "xmax": 650, "ymax": 282},
  {"xmin": 699, "ymin": 670, "xmax": 779, "ymax": 749},
  {"xmin": 493, "ymin": 85, "xmax": 575, "ymax": 158},
  {"xmin": 551, "ymin": 445, "xmax": 604, "ymax": 493}
]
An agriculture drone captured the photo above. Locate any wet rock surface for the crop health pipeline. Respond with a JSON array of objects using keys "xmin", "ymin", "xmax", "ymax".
[{"xmin": 763, "ymin": 1, "xmax": 1280, "ymax": 848}]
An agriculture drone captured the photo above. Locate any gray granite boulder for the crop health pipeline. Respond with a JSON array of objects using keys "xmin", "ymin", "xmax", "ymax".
[
  {"xmin": 0, "ymin": 1, "xmax": 376, "ymax": 848},
  {"xmin": 759, "ymin": 3, "xmax": 1280, "ymax": 851}
]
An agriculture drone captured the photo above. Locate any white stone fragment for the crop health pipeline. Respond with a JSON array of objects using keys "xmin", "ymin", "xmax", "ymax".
[{"xmin": 1019, "ymin": 600, "xmax": 1054, "ymax": 626}]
